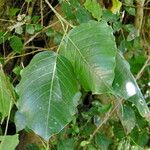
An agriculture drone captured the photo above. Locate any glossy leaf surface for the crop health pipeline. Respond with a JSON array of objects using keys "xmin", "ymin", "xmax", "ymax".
[
  {"xmin": 15, "ymin": 51, "xmax": 81, "ymax": 140},
  {"xmin": 113, "ymin": 53, "xmax": 150, "ymax": 120},
  {"xmin": 60, "ymin": 21, "xmax": 117, "ymax": 94}
]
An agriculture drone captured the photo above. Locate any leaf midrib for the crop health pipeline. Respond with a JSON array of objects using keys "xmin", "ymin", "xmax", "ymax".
[
  {"xmin": 67, "ymin": 36, "xmax": 115, "ymax": 93},
  {"xmin": 46, "ymin": 54, "xmax": 57, "ymax": 138}
]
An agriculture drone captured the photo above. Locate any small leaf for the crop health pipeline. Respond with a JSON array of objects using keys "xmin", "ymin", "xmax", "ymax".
[
  {"xmin": 124, "ymin": 0, "xmax": 133, "ymax": 5},
  {"xmin": 45, "ymin": 28, "xmax": 55, "ymax": 37},
  {"xmin": 10, "ymin": 36, "xmax": 23, "ymax": 54},
  {"xmin": 60, "ymin": 21, "xmax": 117, "ymax": 94},
  {"xmin": 118, "ymin": 105, "xmax": 136, "ymax": 134},
  {"xmin": 84, "ymin": 0, "xmax": 102, "ymax": 21},
  {"xmin": 34, "ymin": 24, "xmax": 43, "ymax": 31},
  {"xmin": 13, "ymin": 66, "xmax": 22, "ymax": 76},
  {"xmin": 130, "ymin": 128, "xmax": 149, "ymax": 147},
  {"xmin": 9, "ymin": 8, "xmax": 20, "ymax": 17},
  {"xmin": 112, "ymin": 121, "xmax": 125, "ymax": 140},
  {"xmin": 61, "ymin": 2, "xmax": 75, "ymax": 20},
  {"xmin": 0, "ymin": 66, "xmax": 15, "ymax": 118},
  {"xmin": 0, "ymin": 32, "xmax": 9, "ymax": 45},
  {"xmin": 54, "ymin": 32, "xmax": 63, "ymax": 45},
  {"xmin": 31, "ymin": 16, "xmax": 40, "ymax": 24},
  {"xmin": 26, "ymin": 24, "xmax": 35, "ymax": 34},
  {"xmin": 125, "ymin": 7, "xmax": 135, "ymax": 16},
  {"xmin": 80, "ymin": 140, "xmax": 90, "ymax": 147},
  {"xmin": 15, "ymin": 26, "xmax": 23, "ymax": 34},
  {"xmin": 57, "ymin": 138, "xmax": 76, "ymax": 150},
  {"xmin": 95, "ymin": 134, "xmax": 112, "ymax": 150},
  {"xmin": 113, "ymin": 53, "xmax": 150, "ymax": 121},
  {"xmin": 111, "ymin": 0, "xmax": 122, "ymax": 14},
  {"xmin": 0, "ymin": 134, "xmax": 19, "ymax": 150},
  {"xmin": 127, "ymin": 28, "xmax": 138, "ymax": 41},
  {"xmin": 15, "ymin": 51, "xmax": 81, "ymax": 141},
  {"xmin": 98, "ymin": 103, "xmax": 112, "ymax": 114}
]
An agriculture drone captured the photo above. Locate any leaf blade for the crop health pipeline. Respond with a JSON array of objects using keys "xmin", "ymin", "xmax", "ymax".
[
  {"xmin": 113, "ymin": 53, "xmax": 150, "ymax": 121},
  {"xmin": 15, "ymin": 51, "xmax": 81, "ymax": 140},
  {"xmin": 60, "ymin": 21, "xmax": 117, "ymax": 94},
  {"xmin": 118, "ymin": 105, "xmax": 136, "ymax": 134},
  {"xmin": 0, "ymin": 134, "xmax": 19, "ymax": 150},
  {"xmin": 84, "ymin": 0, "xmax": 102, "ymax": 21},
  {"xmin": 0, "ymin": 67, "xmax": 15, "ymax": 118},
  {"xmin": 10, "ymin": 36, "xmax": 23, "ymax": 54}
]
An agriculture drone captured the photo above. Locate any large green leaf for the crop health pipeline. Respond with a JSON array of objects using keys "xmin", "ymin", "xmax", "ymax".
[
  {"xmin": 60, "ymin": 21, "xmax": 117, "ymax": 94},
  {"xmin": 0, "ymin": 134, "xmax": 19, "ymax": 150},
  {"xmin": 113, "ymin": 53, "xmax": 150, "ymax": 120},
  {"xmin": 15, "ymin": 51, "xmax": 81, "ymax": 141},
  {"xmin": 0, "ymin": 66, "xmax": 15, "ymax": 119}
]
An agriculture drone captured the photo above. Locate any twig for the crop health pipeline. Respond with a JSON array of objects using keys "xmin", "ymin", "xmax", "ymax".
[
  {"xmin": 4, "ymin": 101, "xmax": 13, "ymax": 136},
  {"xmin": 24, "ymin": 20, "xmax": 59, "ymax": 46},
  {"xmin": 89, "ymin": 102, "xmax": 121, "ymax": 141},
  {"xmin": 4, "ymin": 46, "xmax": 57, "ymax": 63},
  {"xmin": 44, "ymin": 0, "xmax": 74, "ymax": 29},
  {"xmin": 0, "ymin": 19, "xmax": 16, "ymax": 23},
  {"xmin": 136, "ymin": 55, "xmax": 150, "ymax": 80},
  {"xmin": 40, "ymin": 0, "xmax": 44, "ymax": 26},
  {"xmin": 122, "ymin": 2, "xmax": 150, "ymax": 10}
]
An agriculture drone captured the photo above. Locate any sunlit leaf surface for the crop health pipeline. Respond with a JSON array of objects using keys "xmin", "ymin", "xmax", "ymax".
[
  {"xmin": 60, "ymin": 21, "xmax": 117, "ymax": 94},
  {"xmin": 15, "ymin": 51, "xmax": 81, "ymax": 140},
  {"xmin": 113, "ymin": 53, "xmax": 150, "ymax": 120}
]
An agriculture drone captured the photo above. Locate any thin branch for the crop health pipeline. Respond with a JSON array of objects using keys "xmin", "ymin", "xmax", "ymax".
[
  {"xmin": 0, "ymin": 19, "xmax": 16, "ymax": 23},
  {"xmin": 40, "ymin": 0, "xmax": 44, "ymax": 26},
  {"xmin": 89, "ymin": 101, "xmax": 122, "ymax": 141},
  {"xmin": 122, "ymin": 2, "xmax": 150, "ymax": 10},
  {"xmin": 4, "ymin": 46, "xmax": 57, "ymax": 63},
  {"xmin": 44, "ymin": 0, "xmax": 74, "ymax": 29},
  {"xmin": 136, "ymin": 55, "xmax": 150, "ymax": 80},
  {"xmin": 24, "ymin": 20, "xmax": 59, "ymax": 46}
]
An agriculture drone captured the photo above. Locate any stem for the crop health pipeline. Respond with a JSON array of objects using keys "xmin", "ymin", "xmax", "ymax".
[
  {"xmin": 4, "ymin": 101, "xmax": 12, "ymax": 136},
  {"xmin": 134, "ymin": 0, "xmax": 145, "ymax": 35},
  {"xmin": 44, "ymin": 0, "xmax": 74, "ymax": 29},
  {"xmin": 24, "ymin": 20, "xmax": 59, "ymax": 46},
  {"xmin": 136, "ymin": 55, "xmax": 150, "ymax": 80},
  {"xmin": 89, "ymin": 101, "xmax": 121, "ymax": 141}
]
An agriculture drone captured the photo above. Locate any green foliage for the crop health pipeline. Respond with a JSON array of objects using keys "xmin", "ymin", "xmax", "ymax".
[
  {"xmin": 84, "ymin": 0, "xmax": 102, "ymax": 21},
  {"xmin": 118, "ymin": 104, "xmax": 136, "ymax": 134},
  {"xmin": 0, "ymin": 0, "xmax": 149, "ymax": 149},
  {"xmin": 57, "ymin": 138, "xmax": 75, "ymax": 150},
  {"xmin": 113, "ymin": 53, "xmax": 150, "ymax": 120},
  {"xmin": 15, "ymin": 51, "xmax": 81, "ymax": 140},
  {"xmin": 9, "ymin": 8, "xmax": 20, "ymax": 17},
  {"xmin": 10, "ymin": 36, "xmax": 23, "ymax": 54},
  {"xmin": 45, "ymin": 28, "xmax": 55, "ymax": 37},
  {"xmin": 0, "ymin": 67, "xmax": 15, "ymax": 118},
  {"xmin": 0, "ymin": 134, "xmax": 19, "ymax": 150},
  {"xmin": 60, "ymin": 21, "xmax": 117, "ymax": 94},
  {"xmin": 26, "ymin": 24, "xmax": 35, "ymax": 35},
  {"xmin": 95, "ymin": 134, "xmax": 112, "ymax": 150}
]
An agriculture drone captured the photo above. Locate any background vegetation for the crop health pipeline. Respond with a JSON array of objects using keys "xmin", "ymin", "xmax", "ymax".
[{"xmin": 0, "ymin": 0, "xmax": 150, "ymax": 149}]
